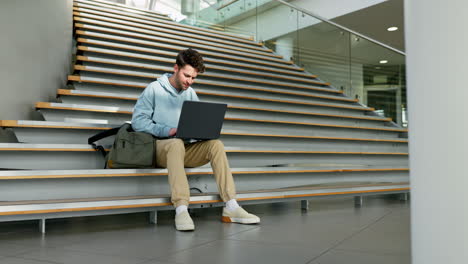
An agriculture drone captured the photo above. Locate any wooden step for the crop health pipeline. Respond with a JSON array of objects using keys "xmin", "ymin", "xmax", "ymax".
[
  {"xmin": 67, "ymin": 76, "xmax": 371, "ymax": 111},
  {"xmin": 0, "ymin": 181, "xmax": 409, "ymax": 216},
  {"xmin": 74, "ymin": 0, "xmax": 254, "ymax": 42},
  {"xmin": 0, "ymin": 143, "xmax": 408, "ymax": 155},
  {"xmin": 0, "ymin": 120, "xmax": 408, "ymax": 144},
  {"xmin": 0, "ymin": 120, "xmax": 111, "ymax": 131},
  {"xmin": 35, "ymin": 102, "xmax": 408, "ymax": 133},
  {"xmin": 77, "ymin": 50, "xmax": 323, "ymax": 85},
  {"xmin": 76, "ymin": 55, "xmax": 330, "ymax": 89},
  {"xmin": 73, "ymin": 7, "xmax": 265, "ymax": 51},
  {"xmin": 77, "ymin": 43, "xmax": 313, "ymax": 78},
  {"xmin": 73, "ymin": 65, "xmax": 350, "ymax": 101},
  {"xmin": 75, "ymin": 0, "xmax": 172, "ymax": 21},
  {"xmin": 76, "ymin": 34, "xmax": 301, "ymax": 71},
  {"xmin": 73, "ymin": 15, "xmax": 272, "ymax": 55},
  {"xmin": 0, "ymin": 166, "xmax": 409, "ymax": 180},
  {"xmin": 57, "ymin": 89, "xmax": 386, "ymax": 122},
  {"xmin": 74, "ymin": 25, "xmax": 286, "ymax": 64},
  {"xmin": 0, "ymin": 142, "xmax": 408, "ymax": 169}
]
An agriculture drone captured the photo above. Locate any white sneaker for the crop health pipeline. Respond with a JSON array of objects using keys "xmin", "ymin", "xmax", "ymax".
[
  {"xmin": 221, "ymin": 207, "xmax": 260, "ymax": 224},
  {"xmin": 175, "ymin": 211, "xmax": 195, "ymax": 231}
]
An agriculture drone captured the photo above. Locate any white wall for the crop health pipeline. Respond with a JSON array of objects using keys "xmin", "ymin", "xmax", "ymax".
[
  {"xmin": 227, "ymin": 0, "xmax": 386, "ymax": 42},
  {"xmin": 0, "ymin": 0, "xmax": 73, "ymax": 121},
  {"xmin": 291, "ymin": 0, "xmax": 387, "ymax": 20},
  {"xmin": 406, "ymin": 0, "xmax": 468, "ymax": 263}
]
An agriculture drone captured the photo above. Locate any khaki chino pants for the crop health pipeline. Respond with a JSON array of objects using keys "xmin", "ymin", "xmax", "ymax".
[{"xmin": 155, "ymin": 138, "xmax": 237, "ymax": 207}]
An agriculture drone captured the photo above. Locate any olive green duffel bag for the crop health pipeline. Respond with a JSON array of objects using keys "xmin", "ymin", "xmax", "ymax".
[{"xmin": 89, "ymin": 123, "xmax": 156, "ymax": 169}]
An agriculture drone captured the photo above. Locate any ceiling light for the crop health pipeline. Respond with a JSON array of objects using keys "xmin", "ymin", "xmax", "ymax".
[
  {"xmin": 379, "ymin": 60, "xmax": 388, "ymax": 64},
  {"xmin": 387, "ymin": 26, "xmax": 398, "ymax": 32}
]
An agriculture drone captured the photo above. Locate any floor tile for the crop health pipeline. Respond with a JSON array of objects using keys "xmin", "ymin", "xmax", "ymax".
[
  {"xmin": 226, "ymin": 220, "xmax": 357, "ymax": 251},
  {"xmin": 0, "ymin": 213, "xmax": 155, "ymax": 248},
  {"xmin": 0, "ymin": 256, "xmax": 58, "ymax": 264},
  {"xmin": 0, "ymin": 243, "xmax": 37, "ymax": 257},
  {"xmin": 308, "ymin": 249, "xmax": 411, "ymax": 264},
  {"xmin": 17, "ymin": 247, "xmax": 147, "ymax": 264},
  {"xmin": 62, "ymin": 226, "xmax": 217, "ymax": 259},
  {"xmin": 334, "ymin": 210, "xmax": 411, "ymax": 255},
  {"xmin": 0, "ymin": 231, "xmax": 88, "ymax": 249},
  {"xmin": 0, "ymin": 197, "xmax": 411, "ymax": 264},
  {"xmin": 137, "ymin": 259, "xmax": 183, "ymax": 264},
  {"xmin": 161, "ymin": 239, "xmax": 322, "ymax": 264},
  {"xmin": 225, "ymin": 201, "xmax": 394, "ymax": 251},
  {"xmin": 246, "ymin": 199, "xmax": 392, "ymax": 228}
]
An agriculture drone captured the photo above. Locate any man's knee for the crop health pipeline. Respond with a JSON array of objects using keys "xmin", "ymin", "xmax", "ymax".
[
  {"xmin": 165, "ymin": 138, "xmax": 185, "ymax": 153},
  {"xmin": 208, "ymin": 139, "xmax": 225, "ymax": 151}
]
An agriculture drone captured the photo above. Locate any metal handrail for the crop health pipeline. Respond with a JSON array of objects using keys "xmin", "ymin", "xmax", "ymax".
[
  {"xmin": 274, "ymin": 0, "xmax": 405, "ymax": 55},
  {"xmin": 201, "ymin": 0, "xmax": 216, "ymax": 8},
  {"xmin": 216, "ymin": 0, "xmax": 242, "ymax": 10}
]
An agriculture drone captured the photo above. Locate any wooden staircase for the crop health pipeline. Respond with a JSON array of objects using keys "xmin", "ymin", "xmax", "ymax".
[{"xmin": 0, "ymin": 0, "xmax": 409, "ymax": 232}]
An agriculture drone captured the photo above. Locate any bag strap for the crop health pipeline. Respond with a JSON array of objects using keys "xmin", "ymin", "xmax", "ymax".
[
  {"xmin": 88, "ymin": 126, "xmax": 122, "ymax": 145},
  {"xmin": 88, "ymin": 124, "xmax": 130, "ymax": 159},
  {"xmin": 95, "ymin": 145, "xmax": 107, "ymax": 159}
]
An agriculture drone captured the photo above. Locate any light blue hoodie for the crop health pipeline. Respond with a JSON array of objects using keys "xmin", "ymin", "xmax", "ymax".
[{"xmin": 131, "ymin": 73, "xmax": 199, "ymax": 137}]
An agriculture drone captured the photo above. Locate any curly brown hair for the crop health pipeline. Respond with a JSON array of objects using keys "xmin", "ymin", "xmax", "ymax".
[{"xmin": 176, "ymin": 48, "xmax": 205, "ymax": 73}]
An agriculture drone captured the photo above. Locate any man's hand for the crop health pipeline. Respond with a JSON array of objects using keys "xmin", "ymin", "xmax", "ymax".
[{"xmin": 169, "ymin": 128, "xmax": 177, "ymax": 136}]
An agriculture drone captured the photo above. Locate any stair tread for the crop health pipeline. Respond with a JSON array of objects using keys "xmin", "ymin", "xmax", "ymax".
[
  {"xmin": 75, "ymin": 25, "xmax": 286, "ymax": 64},
  {"xmin": 0, "ymin": 166, "xmax": 410, "ymax": 177},
  {"xmin": 1, "ymin": 120, "xmax": 408, "ymax": 143},
  {"xmin": 67, "ymin": 76, "xmax": 370, "ymax": 110},
  {"xmin": 74, "ymin": 65, "xmax": 348, "ymax": 100},
  {"xmin": 78, "ymin": 43, "xmax": 311, "ymax": 77},
  {"xmin": 35, "ymin": 102, "xmax": 408, "ymax": 132},
  {"xmin": 73, "ymin": 9, "xmax": 264, "ymax": 51},
  {"xmin": 77, "ymin": 55, "xmax": 328, "ymax": 88},
  {"xmin": 75, "ymin": 0, "xmax": 172, "ymax": 20},
  {"xmin": 74, "ymin": 0, "xmax": 253, "ymax": 41},
  {"xmin": 58, "ymin": 89, "xmax": 387, "ymax": 121},
  {"xmin": 76, "ymin": 33, "xmax": 301, "ymax": 70},
  {"xmin": 74, "ymin": 16, "xmax": 273, "ymax": 56},
  {"xmin": 0, "ymin": 182, "xmax": 409, "ymax": 209},
  {"xmin": 0, "ymin": 143, "xmax": 409, "ymax": 155}
]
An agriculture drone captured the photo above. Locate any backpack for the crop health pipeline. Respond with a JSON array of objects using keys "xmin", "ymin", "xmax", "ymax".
[{"xmin": 88, "ymin": 123, "xmax": 156, "ymax": 169}]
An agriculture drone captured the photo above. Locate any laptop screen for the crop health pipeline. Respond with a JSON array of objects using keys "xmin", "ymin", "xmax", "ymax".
[{"xmin": 175, "ymin": 101, "xmax": 227, "ymax": 140}]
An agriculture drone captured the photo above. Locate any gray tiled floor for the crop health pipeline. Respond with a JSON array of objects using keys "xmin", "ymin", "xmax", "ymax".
[{"xmin": 0, "ymin": 196, "xmax": 411, "ymax": 264}]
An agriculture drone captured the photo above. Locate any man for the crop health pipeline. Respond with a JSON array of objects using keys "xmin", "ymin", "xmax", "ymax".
[{"xmin": 131, "ymin": 48, "xmax": 260, "ymax": 231}]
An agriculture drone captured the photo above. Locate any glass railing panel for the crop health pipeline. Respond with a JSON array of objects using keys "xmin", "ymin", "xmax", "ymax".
[
  {"xmin": 152, "ymin": 0, "xmax": 187, "ymax": 22},
  {"xmin": 296, "ymin": 12, "xmax": 351, "ymax": 93},
  {"xmin": 217, "ymin": 0, "xmax": 257, "ymax": 37},
  {"xmin": 349, "ymin": 33, "xmax": 406, "ymax": 126},
  {"xmin": 108, "ymin": 0, "xmax": 407, "ymax": 126},
  {"xmin": 215, "ymin": 0, "xmax": 280, "ymax": 40},
  {"xmin": 163, "ymin": 0, "xmax": 256, "ymax": 39},
  {"xmin": 260, "ymin": 4, "xmax": 299, "ymax": 60},
  {"xmin": 179, "ymin": 0, "xmax": 221, "ymax": 28},
  {"xmin": 104, "ymin": 0, "xmax": 187, "ymax": 21}
]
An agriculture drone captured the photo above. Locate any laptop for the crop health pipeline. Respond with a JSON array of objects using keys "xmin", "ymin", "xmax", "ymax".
[{"xmin": 175, "ymin": 101, "xmax": 227, "ymax": 140}]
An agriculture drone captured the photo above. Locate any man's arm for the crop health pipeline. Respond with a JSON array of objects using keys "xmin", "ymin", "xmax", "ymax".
[
  {"xmin": 131, "ymin": 85, "xmax": 172, "ymax": 137},
  {"xmin": 168, "ymin": 128, "xmax": 177, "ymax": 136},
  {"xmin": 192, "ymin": 91, "xmax": 200, "ymax": 102}
]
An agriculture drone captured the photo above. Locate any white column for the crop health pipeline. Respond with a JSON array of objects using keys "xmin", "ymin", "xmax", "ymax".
[
  {"xmin": 406, "ymin": 1, "xmax": 468, "ymax": 263},
  {"xmin": 275, "ymin": 36, "xmax": 295, "ymax": 62}
]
